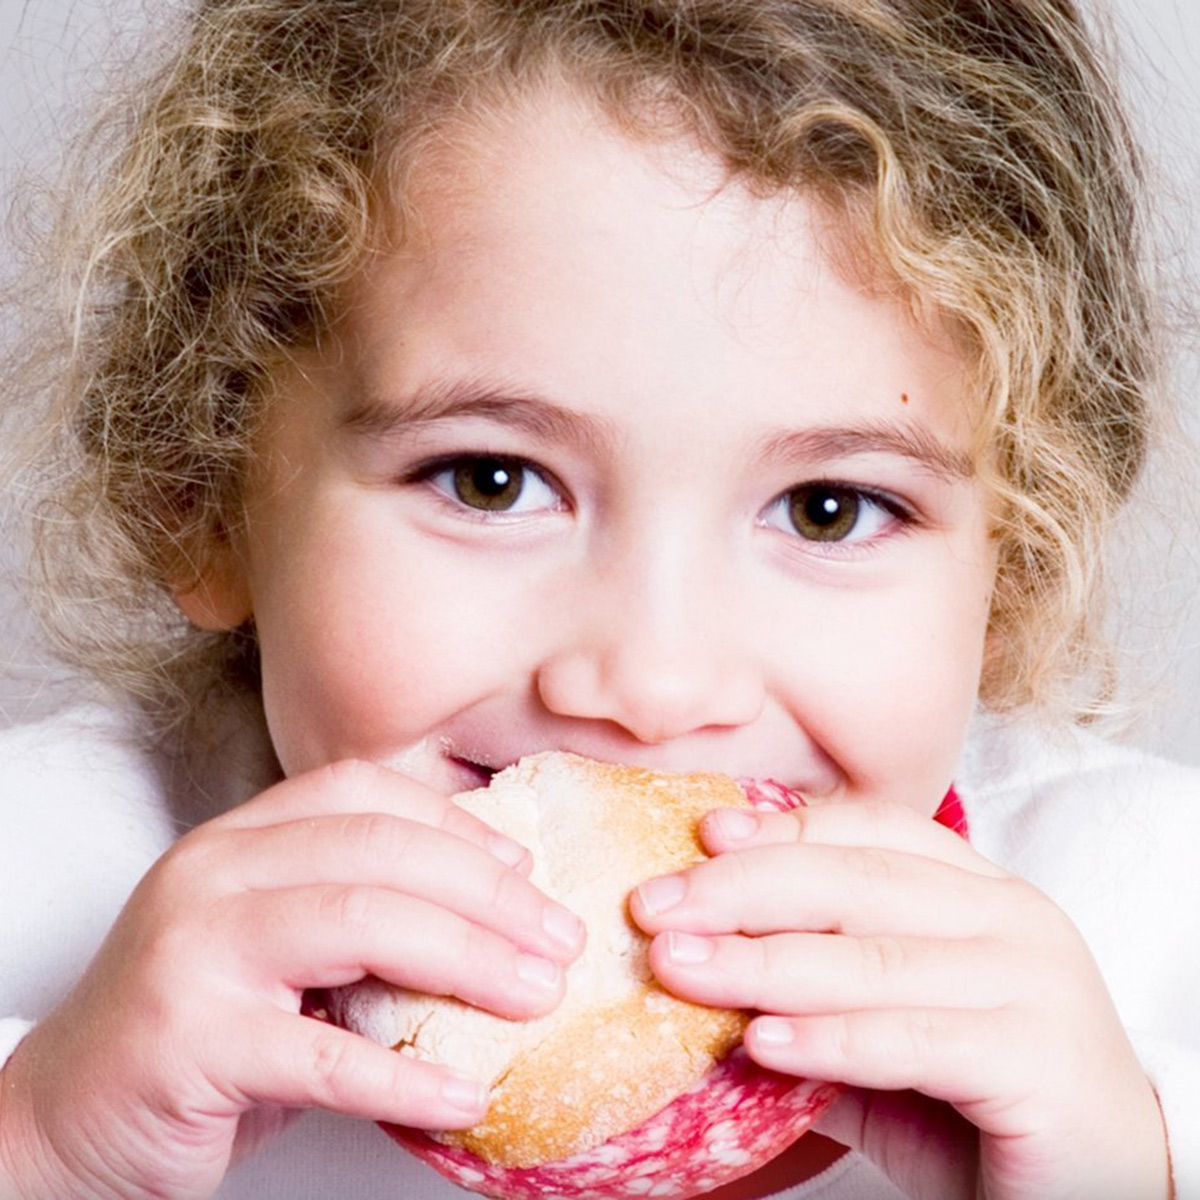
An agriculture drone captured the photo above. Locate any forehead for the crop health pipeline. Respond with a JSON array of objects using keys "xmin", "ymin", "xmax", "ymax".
[
  {"xmin": 322, "ymin": 89, "xmax": 977, "ymax": 460},
  {"xmin": 378, "ymin": 92, "xmax": 797, "ymax": 307}
]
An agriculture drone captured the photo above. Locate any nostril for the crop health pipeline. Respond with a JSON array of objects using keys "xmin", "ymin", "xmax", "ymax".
[{"xmin": 535, "ymin": 643, "xmax": 766, "ymax": 744}]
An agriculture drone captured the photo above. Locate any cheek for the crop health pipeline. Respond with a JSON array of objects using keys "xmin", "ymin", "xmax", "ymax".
[
  {"xmin": 249, "ymin": 514, "xmax": 540, "ymax": 772},
  {"xmin": 773, "ymin": 569, "xmax": 991, "ymax": 807}
]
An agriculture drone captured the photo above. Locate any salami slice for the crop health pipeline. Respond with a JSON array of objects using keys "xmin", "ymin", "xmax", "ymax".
[
  {"xmin": 388, "ymin": 1049, "xmax": 838, "ymax": 1199},
  {"xmin": 736, "ymin": 778, "xmax": 806, "ymax": 814}
]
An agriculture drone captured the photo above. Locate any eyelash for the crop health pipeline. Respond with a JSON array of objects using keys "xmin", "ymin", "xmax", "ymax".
[
  {"xmin": 401, "ymin": 454, "xmax": 919, "ymax": 551},
  {"xmin": 402, "ymin": 453, "xmax": 568, "ymax": 521},
  {"xmin": 759, "ymin": 482, "xmax": 919, "ymax": 558}
]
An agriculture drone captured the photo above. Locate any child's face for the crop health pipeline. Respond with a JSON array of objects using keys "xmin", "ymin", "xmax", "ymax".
[{"xmin": 187, "ymin": 93, "xmax": 997, "ymax": 812}]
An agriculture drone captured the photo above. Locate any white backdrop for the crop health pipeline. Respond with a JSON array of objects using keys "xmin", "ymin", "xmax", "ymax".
[{"xmin": 2, "ymin": 0, "xmax": 1199, "ymax": 761}]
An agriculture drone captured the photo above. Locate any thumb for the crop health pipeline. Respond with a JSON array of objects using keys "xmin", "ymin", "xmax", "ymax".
[{"xmin": 815, "ymin": 1087, "xmax": 979, "ymax": 1200}]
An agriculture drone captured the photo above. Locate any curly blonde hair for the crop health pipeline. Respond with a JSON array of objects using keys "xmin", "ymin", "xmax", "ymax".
[{"xmin": 8, "ymin": 0, "xmax": 1157, "ymax": 733}]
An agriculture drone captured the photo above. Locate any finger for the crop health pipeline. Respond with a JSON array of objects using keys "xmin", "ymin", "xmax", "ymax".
[
  {"xmin": 631, "ymin": 843, "xmax": 1007, "ymax": 938},
  {"xmin": 815, "ymin": 1088, "xmax": 979, "ymax": 1200},
  {"xmin": 202, "ymin": 814, "xmax": 583, "ymax": 963},
  {"xmin": 215, "ymin": 759, "xmax": 532, "ymax": 874},
  {"xmin": 223, "ymin": 886, "xmax": 568, "ymax": 1020},
  {"xmin": 741, "ymin": 1007, "xmax": 1018, "ymax": 1105},
  {"xmin": 700, "ymin": 800, "xmax": 1000, "ymax": 876},
  {"xmin": 648, "ymin": 929, "xmax": 1017, "ymax": 1014},
  {"xmin": 227, "ymin": 1010, "xmax": 491, "ymax": 1131}
]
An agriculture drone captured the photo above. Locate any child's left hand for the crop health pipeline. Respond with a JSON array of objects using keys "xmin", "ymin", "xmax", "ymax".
[{"xmin": 630, "ymin": 801, "xmax": 1171, "ymax": 1200}]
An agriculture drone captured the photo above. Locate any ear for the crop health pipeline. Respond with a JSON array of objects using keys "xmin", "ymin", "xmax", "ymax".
[{"xmin": 172, "ymin": 541, "xmax": 253, "ymax": 632}]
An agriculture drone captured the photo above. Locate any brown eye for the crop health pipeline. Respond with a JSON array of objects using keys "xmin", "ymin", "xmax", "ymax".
[
  {"xmin": 452, "ymin": 457, "xmax": 527, "ymax": 511},
  {"xmin": 787, "ymin": 486, "xmax": 862, "ymax": 542},
  {"xmin": 428, "ymin": 455, "xmax": 562, "ymax": 515}
]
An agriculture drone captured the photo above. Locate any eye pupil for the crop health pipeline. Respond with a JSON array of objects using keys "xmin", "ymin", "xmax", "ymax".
[
  {"xmin": 476, "ymin": 463, "xmax": 512, "ymax": 494},
  {"xmin": 790, "ymin": 486, "xmax": 859, "ymax": 541},
  {"xmin": 454, "ymin": 457, "xmax": 525, "ymax": 510}
]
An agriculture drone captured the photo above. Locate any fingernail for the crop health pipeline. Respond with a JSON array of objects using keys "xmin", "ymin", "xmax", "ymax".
[
  {"xmin": 516, "ymin": 953, "xmax": 561, "ymax": 989},
  {"xmin": 488, "ymin": 834, "xmax": 528, "ymax": 868},
  {"xmin": 442, "ymin": 1073, "xmax": 489, "ymax": 1114},
  {"xmin": 666, "ymin": 932, "xmax": 715, "ymax": 964},
  {"xmin": 543, "ymin": 905, "xmax": 584, "ymax": 951},
  {"xmin": 711, "ymin": 809, "xmax": 759, "ymax": 841},
  {"xmin": 753, "ymin": 1017, "xmax": 795, "ymax": 1046},
  {"xmin": 636, "ymin": 873, "xmax": 687, "ymax": 916}
]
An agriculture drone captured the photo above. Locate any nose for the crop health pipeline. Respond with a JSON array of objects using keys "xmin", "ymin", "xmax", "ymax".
[{"xmin": 534, "ymin": 545, "xmax": 766, "ymax": 745}]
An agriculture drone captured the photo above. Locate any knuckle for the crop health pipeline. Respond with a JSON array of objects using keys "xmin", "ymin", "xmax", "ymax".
[
  {"xmin": 156, "ymin": 828, "xmax": 221, "ymax": 890},
  {"xmin": 132, "ymin": 843, "xmax": 222, "ymax": 953},
  {"xmin": 842, "ymin": 845, "xmax": 896, "ymax": 887},
  {"xmin": 711, "ymin": 845, "xmax": 755, "ymax": 898},
  {"xmin": 997, "ymin": 874, "xmax": 1064, "ymax": 938},
  {"xmin": 903, "ymin": 1011, "xmax": 942, "ymax": 1073},
  {"xmin": 753, "ymin": 936, "xmax": 790, "ymax": 998},
  {"xmin": 462, "ymin": 917, "xmax": 499, "ymax": 964},
  {"xmin": 304, "ymin": 1029, "xmax": 360, "ymax": 1106},
  {"xmin": 315, "ymin": 758, "xmax": 384, "ymax": 807},
  {"xmin": 461, "ymin": 920, "xmax": 509, "ymax": 982},
  {"xmin": 485, "ymin": 863, "xmax": 532, "ymax": 924},
  {"xmin": 684, "ymin": 851, "xmax": 753, "ymax": 926},
  {"xmin": 857, "ymin": 935, "xmax": 906, "ymax": 992},
  {"xmin": 342, "ymin": 810, "xmax": 418, "ymax": 869},
  {"xmin": 318, "ymin": 883, "xmax": 377, "ymax": 932},
  {"xmin": 137, "ymin": 925, "xmax": 198, "ymax": 1012},
  {"xmin": 828, "ymin": 1013, "xmax": 856, "ymax": 1065}
]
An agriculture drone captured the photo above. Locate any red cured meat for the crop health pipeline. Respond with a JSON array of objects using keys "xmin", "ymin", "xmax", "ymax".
[
  {"xmin": 387, "ymin": 1051, "xmax": 839, "ymax": 1200},
  {"xmin": 745, "ymin": 778, "xmax": 968, "ymax": 837},
  {"xmin": 736, "ymin": 778, "xmax": 805, "ymax": 814}
]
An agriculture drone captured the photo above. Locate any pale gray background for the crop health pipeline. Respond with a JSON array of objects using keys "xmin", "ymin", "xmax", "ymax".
[{"xmin": 2, "ymin": 0, "xmax": 1199, "ymax": 759}]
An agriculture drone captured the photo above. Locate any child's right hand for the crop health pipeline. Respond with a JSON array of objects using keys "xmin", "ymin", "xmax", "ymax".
[{"xmin": 0, "ymin": 759, "xmax": 584, "ymax": 1199}]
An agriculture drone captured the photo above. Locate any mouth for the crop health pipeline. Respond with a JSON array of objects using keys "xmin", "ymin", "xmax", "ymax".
[
  {"xmin": 446, "ymin": 751, "xmax": 808, "ymax": 810},
  {"xmin": 448, "ymin": 755, "xmax": 501, "ymax": 789}
]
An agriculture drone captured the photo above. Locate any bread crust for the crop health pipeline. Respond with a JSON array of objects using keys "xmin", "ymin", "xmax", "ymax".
[{"xmin": 331, "ymin": 752, "xmax": 751, "ymax": 1167}]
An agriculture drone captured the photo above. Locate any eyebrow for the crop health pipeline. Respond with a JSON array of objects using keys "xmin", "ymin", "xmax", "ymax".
[
  {"xmin": 339, "ymin": 377, "xmax": 974, "ymax": 481},
  {"xmin": 338, "ymin": 377, "xmax": 617, "ymax": 455},
  {"xmin": 757, "ymin": 422, "xmax": 975, "ymax": 482}
]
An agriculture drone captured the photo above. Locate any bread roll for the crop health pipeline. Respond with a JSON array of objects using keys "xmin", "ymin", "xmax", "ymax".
[{"xmin": 330, "ymin": 752, "xmax": 751, "ymax": 1166}]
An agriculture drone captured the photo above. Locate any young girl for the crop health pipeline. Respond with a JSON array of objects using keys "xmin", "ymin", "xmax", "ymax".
[{"xmin": 1, "ymin": 1, "xmax": 1196, "ymax": 1197}]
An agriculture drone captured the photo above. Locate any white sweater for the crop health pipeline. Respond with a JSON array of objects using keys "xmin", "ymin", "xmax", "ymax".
[{"xmin": 0, "ymin": 703, "xmax": 1197, "ymax": 1199}]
